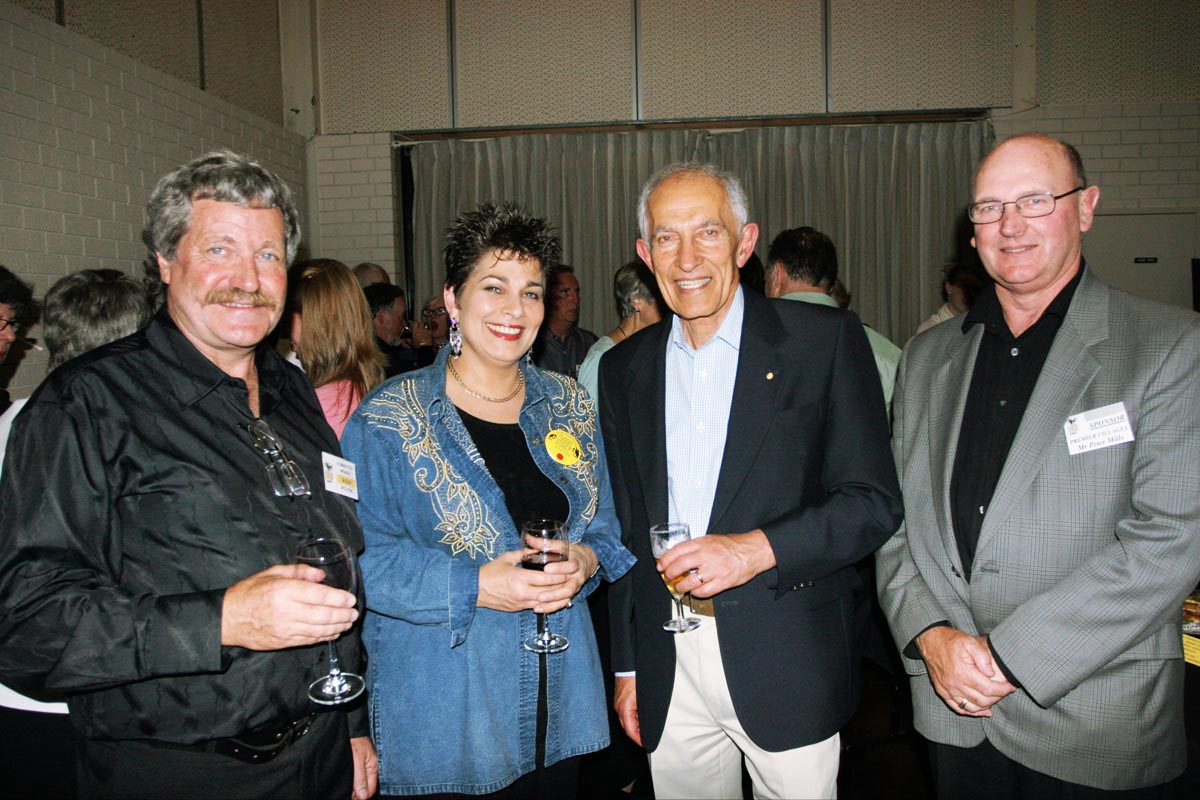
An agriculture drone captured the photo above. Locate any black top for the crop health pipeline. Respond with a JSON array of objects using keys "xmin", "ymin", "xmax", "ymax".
[
  {"xmin": 532, "ymin": 326, "xmax": 599, "ymax": 379},
  {"xmin": 376, "ymin": 336, "xmax": 420, "ymax": 377},
  {"xmin": 0, "ymin": 308, "xmax": 366, "ymax": 743},
  {"xmin": 950, "ymin": 266, "xmax": 1083, "ymax": 579},
  {"xmin": 457, "ymin": 407, "xmax": 568, "ymax": 530}
]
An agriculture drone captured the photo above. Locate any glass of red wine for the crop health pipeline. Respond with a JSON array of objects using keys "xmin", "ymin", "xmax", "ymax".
[
  {"xmin": 296, "ymin": 536, "xmax": 366, "ymax": 705},
  {"xmin": 521, "ymin": 519, "xmax": 570, "ymax": 654}
]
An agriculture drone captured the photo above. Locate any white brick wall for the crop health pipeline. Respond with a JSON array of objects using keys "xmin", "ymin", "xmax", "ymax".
[
  {"xmin": 992, "ymin": 103, "xmax": 1200, "ymax": 211},
  {"xmin": 311, "ymin": 132, "xmax": 398, "ymax": 281},
  {"xmin": 0, "ymin": 2, "xmax": 306, "ymax": 396}
]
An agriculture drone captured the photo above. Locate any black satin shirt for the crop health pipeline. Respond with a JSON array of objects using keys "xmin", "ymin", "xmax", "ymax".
[{"xmin": 0, "ymin": 309, "xmax": 366, "ymax": 743}]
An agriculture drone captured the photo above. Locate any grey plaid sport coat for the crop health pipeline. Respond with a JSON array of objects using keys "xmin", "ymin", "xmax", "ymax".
[{"xmin": 877, "ymin": 266, "xmax": 1200, "ymax": 790}]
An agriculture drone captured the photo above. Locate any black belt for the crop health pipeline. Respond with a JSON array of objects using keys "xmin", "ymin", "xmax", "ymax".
[{"xmin": 150, "ymin": 714, "xmax": 316, "ymax": 765}]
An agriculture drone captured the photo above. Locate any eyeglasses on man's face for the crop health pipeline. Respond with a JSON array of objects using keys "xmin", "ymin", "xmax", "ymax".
[
  {"xmin": 243, "ymin": 419, "xmax": 311, "ymax": 497},
  {"xmin": 968, "ymin": 187, "xmax": 1084, "ymax": 224},
  {"xmin": 0, "ymin": 317, "xmax": 17, "ymax": 333}
]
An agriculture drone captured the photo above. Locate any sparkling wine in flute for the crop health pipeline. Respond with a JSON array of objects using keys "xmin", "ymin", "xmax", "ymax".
[
  {"xmin": 649, "ymin": 522, "xmax": 702, "ymax": 633},
  {"xmin": 659, "ymin": 570, "xmax": 684, "ymax": 601},
  {"xmin": 521, "ymin": 519, "xmax": 570, "ymax": 654}
]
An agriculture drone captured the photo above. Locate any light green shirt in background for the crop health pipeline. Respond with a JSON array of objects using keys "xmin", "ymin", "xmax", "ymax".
[{"xmin": 779, "ymin": 291, "xmax": 901, "ymax": 418}]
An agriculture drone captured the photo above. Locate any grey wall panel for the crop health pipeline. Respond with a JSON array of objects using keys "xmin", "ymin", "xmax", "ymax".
[
  {"xmin": 319, "ymin": 0, "xmax": 451, "ymax": 133},
  {"xmin": 639, "ymin": 0, "xmax": 824, "ymax": 121},
  {"xmin": 830, "ymin": 0, "xmax": 1010, "ymax": 112}
]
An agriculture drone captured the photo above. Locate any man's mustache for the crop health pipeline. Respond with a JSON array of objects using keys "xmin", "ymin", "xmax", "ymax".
[{"xmin": 205, "ymin": 289, "xmax": 278, "ymax": 310}]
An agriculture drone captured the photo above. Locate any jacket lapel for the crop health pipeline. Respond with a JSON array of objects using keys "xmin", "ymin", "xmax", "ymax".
[
  {"xmin": 627, "ymin": 322, "xmax": 670, "ymax": 529},
  {"xmin": 974, "ymin": 269, "xmax": 1109, "ymax": 555},
  {"xmin": 708, "ymin": 293, "xmax": 785, "ymax": 531},
  {"xmin": 928, "ymin": 324, "xmax": 982, "ymax": 580}
]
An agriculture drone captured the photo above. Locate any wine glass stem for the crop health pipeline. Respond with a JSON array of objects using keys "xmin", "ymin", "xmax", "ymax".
[
  {"xmin": 326, "ymin": 641, "xmax": 343, "ymax": 678},
  {"xmin": 674, "ymin": 595, "xmax": 688, "ymax": 622},
  {"xmin": 536, "ymin": 612, "xmax": 548, "ymax": 644}
]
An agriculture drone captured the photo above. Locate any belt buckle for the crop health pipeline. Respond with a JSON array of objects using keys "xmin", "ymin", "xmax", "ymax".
[{"xmin": 688, "ymin": 595, "xmax": 716, "ymax": 617}]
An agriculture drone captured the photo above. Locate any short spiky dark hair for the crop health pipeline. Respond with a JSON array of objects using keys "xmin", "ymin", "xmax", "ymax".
[{"xmin": 443, "ymin": 203, "xmax": 561, "ymax": 294}]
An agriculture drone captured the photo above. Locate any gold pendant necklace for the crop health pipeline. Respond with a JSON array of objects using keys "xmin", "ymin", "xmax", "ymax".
[{"xmin": 447, "ymin": 358, "xmax": 525, "ymax": 403}]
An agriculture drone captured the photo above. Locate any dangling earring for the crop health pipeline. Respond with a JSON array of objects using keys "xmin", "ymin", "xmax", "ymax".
[
  {"xmin": 449, "ymin": 317, "xmax": 462, "ymax": 359},
  {"xmin": 523, "ymin": 350, "xmax": 533, "ymax": 367}
]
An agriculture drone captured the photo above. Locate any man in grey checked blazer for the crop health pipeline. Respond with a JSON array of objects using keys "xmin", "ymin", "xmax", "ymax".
[{"xmin": 877, "ymin": 134, "xmax": 1200, "ymax": 797}]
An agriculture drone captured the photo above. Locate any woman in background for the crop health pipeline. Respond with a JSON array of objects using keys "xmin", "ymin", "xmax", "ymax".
[
  {"xmin": 343, "ymin": 203, "xmax": 633, "ymax": 798},
  {"xmin": 577, "ymin": 258, "xmax": 662, "ymax": 405},
  {"xmin": 288, "ymin": 258, "xmax": 385, "ymax": 437}
]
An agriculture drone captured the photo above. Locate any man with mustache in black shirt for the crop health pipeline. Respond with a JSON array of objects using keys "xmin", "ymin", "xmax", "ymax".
[{"xmin": 0, "ymin": 152, "xmax": 377, "ymax": 800}]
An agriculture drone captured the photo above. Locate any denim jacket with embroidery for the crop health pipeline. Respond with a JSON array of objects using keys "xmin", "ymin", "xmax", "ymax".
[{"xmin": 341, "ymin": 349, "xmax": 634, "ymax": 796}]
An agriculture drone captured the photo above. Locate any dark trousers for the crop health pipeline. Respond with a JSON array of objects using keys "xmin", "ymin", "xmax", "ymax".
[
  {"xmin": 0, "ymin": 705, "xmax": 77, "ymax": 799},
  {"xmin": 76, "ymin": 709, "xmax": 352, "ymax": 800},
  {"xmin": 930, "ymin": 738, "xmax": 1167, "ymax": 800}
]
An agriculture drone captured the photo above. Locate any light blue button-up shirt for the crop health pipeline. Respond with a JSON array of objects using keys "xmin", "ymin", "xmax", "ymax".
[{"xmin": 665, "ymin": 287, "xmax": 744, "ymax": 537}]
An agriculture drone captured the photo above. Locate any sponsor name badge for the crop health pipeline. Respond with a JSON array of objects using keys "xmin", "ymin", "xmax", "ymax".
[
  {"xmin": 322, "ymin": 452, "xmax": 359, "ymax": 499},
  {"xmin": 1063, "ymin": 402, "xmax": 1135, "ymax": 455}
]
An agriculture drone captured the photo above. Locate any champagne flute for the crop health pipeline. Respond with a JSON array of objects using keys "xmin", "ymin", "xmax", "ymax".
[
  {"xmin": 521, "ymin": 519, "xmax": 570, "ymax": 654},
  {"xmin": 296, "ymin": 537, "xmax": 366, "ymax": 705},
  {"xmin": 650, "ymin": 523, "xmax": 702, "ymax": 633}
]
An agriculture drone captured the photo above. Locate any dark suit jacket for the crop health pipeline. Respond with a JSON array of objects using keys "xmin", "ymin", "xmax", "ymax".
[{"xmin": 598, "ymin": 288, "xmax": 903, "ymax": 752}]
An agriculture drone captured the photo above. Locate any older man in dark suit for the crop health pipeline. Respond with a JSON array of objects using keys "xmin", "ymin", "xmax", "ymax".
[{"xmin": 599, "ymin": 163, "xmax": 901, "ymax": 798}]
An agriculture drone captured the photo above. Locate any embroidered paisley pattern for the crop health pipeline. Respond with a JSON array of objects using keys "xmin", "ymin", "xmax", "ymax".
[
  {"xmin": 358, "ymin": 369, "xmax": 602, "ymax": 558},
  {"xmin": 359, "ymin": 380, "xmax": 504, "ymax": 560},
  {"xmin": 539, "ymin": 373, "xmax": 601, "ymax": 531}
]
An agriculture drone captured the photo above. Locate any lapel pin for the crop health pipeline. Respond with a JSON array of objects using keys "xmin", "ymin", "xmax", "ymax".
[{"xmin": 766, "ymin": 372, "xmax": 775, "ymax": 380}]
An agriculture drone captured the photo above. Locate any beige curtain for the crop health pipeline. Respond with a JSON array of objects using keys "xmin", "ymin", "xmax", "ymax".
[{"xmin": 408, "ymin": 119, "xmax": 992, "ymax": 344}]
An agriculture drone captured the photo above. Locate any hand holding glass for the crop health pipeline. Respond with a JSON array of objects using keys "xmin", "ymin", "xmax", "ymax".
[
  {"xmin": 296, "ymin": 537, "xmax": 365, "ymax": 705},
  {"xmin": 521, "ymin": 520, "xmax": 570, "ymax": 654},
  {"xmin": 650, "ymin": 523, "xmax": 702, "ymax": 633}
]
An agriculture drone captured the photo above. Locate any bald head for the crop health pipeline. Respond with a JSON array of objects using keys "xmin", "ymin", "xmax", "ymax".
[
  {"xmin": 969, "ymin": 133, "xmax": 1100, "ymax": 315},
  {"xmin": 975, "ymin": 135, "xmax": 1086, "ymax": 193}
]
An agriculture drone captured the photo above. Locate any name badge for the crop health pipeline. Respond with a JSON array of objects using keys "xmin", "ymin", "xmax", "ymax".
[
  {"xmin": 1063, "ymin": 402, "xmax": 1135, "ymax": 455},
  {"xmin": 322, "ymin": 452, "xmax": 359, "ymax": 500}
]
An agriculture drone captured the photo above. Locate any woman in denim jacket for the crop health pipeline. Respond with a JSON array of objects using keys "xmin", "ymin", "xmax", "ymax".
[{"xmin": 342, "ymin": 204, "xmax": 634, "ymax": 797}]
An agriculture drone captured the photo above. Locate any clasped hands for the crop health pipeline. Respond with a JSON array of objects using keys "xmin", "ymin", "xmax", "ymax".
[
  {"xmin": 477, "ymin": 542, "xmax": 599, "ymax": 614},
  {"xmin": 916, "ymin": 626, "xmax": 1017, "ymax": 716},
  {"xmin": 656, "ymin": 529, "xmax": 775, "ymax": 598}
]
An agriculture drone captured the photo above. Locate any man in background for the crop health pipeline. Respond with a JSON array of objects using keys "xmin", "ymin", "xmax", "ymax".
[
  {"xmin": 0, "ymin": 267, "xmax": 151, "ymax": 798},
  {"xmin": 353, "ymin": 261, "xmax": 390, "ymax": 288},
  {"xmin": 533, "ymin": 264, "xmax": 597, "ymax": 377},
  {"xmin": 0, "ymin": 266, "xmax": 35, "ymax": 414},
  {"xmin": 877, "ymin": 134, "xmax": 1200, "ymax": 798},
  {"xmin": 765, "ymin": 226, "xmax": 902, "ymax": 415},
  {"xmin": 364, "ymin": 282, "xmax": 416, "ymax": 377}
]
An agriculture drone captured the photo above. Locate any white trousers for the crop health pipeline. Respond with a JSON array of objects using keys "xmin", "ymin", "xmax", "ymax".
[{"xmin": 648, "ymin": 607, "xmax": 840, "ymax": 799}]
